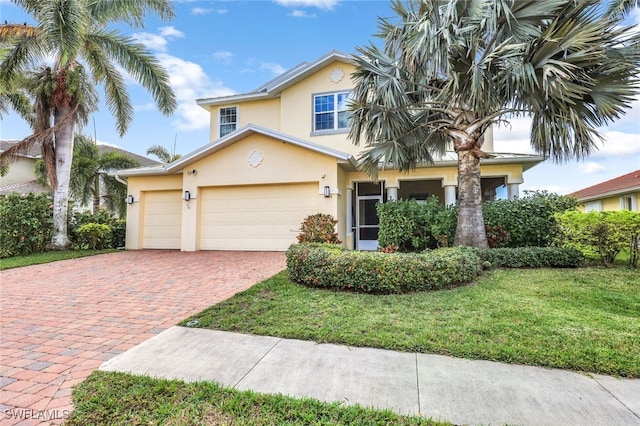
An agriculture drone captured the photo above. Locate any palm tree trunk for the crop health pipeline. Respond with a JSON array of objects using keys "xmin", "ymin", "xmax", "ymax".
[
  {"xmin": 49, "ymin": 105, "xmax": 75, "ymax": 250},
  {"xmin": 454, "ymin": 149, "xmax": 489, "ymax": 248},
  {"xmin": 93, "ymin": 174, "xmax": 101, "ymax": 213}
]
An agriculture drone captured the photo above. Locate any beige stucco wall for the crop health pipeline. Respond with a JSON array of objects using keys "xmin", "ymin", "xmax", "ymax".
[
  {"xmin": 125, "ymin": 174, "xmax": 183, "ymax": 249},
  {"xmin": 578, "ymin": 192, "xmax": 639, "ymax": 212},
  {"xmin": 0, "ymin": 158, "xmax": 37, "ymax": 187},
  {"xmin": 180, "ymin": 133, "xmax": 340, "ymax": 251},
  {"xmin": 208, "ymin": 98, "xmax": 282, "ymax": 141},
  {"xmin": 280, "ymin": 62, "xmax": 358, "ymax": 155}
]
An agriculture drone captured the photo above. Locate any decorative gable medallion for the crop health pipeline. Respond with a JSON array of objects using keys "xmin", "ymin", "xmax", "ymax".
[
  {"xmin": 329, "ymin": 68, "xmax": 344, "ymax": 83},
  {"xmin": 248, "ymin": 150, "xmax": 263, "ymax": 168}
]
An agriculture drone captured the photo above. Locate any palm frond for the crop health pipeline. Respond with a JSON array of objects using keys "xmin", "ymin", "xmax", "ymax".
[
  {"xmin": 605, "ymin": 0, "xmax": 640, "ymax": 18},
  {"xmin": 83, "ymin": 30, "xmax": 177, "ymax": 132},
  {"xmin": 38, "ymin": 0, "xmax": 89, "ymax": 67},
  {"xmin": 88, "ymin": 0, "xmax": 175, "ymax": 28}
]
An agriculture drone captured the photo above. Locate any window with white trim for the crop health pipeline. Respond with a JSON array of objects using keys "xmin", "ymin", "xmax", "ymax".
[
  {"xmin": 219, "ymin": 107, "xmax": 237, "ymax": 137},
  {"xmin": 313, "ymin": 91, "xmax": 351, "ymax": 132},
  {"xmin": 620, "ymin": 195, "xmax": 636, "ymax": 211}
]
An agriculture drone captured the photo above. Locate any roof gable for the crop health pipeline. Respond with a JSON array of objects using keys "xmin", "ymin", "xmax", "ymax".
[
  {"xmin": 571, "ymin": 169, "xmax": 640, "ymax": 200},
  {"xmin": 165, "ymin": 124, "xmax": 355, "ymax": 173},
  {"xmin": 196, "ymin": 51, "xmax": 352, "ymax": 108}
]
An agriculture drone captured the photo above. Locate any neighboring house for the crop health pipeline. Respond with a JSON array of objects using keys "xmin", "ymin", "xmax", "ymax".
[
  {"xmin": 0, "ymin": 139, "xmax": 159, "ymax": 209},
  {"xmin": 0, "ymin": 140, "xmax": 49, "ymax": 197},
  {"xmin": 118, "ymin": 51, "xmax": 544, "ymax": 252},
  {"xmin": 571, "ymin": 169, "xmax": 640, "ymax": 212}
]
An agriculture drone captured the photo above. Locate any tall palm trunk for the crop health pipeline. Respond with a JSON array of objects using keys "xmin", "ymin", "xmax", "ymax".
[
  {"xmin": 454, "ymin": 148, "xmax": 488, "ymax": 248},
  {"xmin": 49, "ymin": 105, "xmax": 75, "ymax": 249},
  {"xmin": 92, "ymin": 174, "xmax": 101, "ymax": 213}
]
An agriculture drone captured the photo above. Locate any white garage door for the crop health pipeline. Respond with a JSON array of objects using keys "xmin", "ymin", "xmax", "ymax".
[
  {"xmin": 200, "ymin": 183, "xmax": 319, "ymax": 251},
  {"xmin": 143, "ymin": 190, "xmax": 182, "ymax": 249}
]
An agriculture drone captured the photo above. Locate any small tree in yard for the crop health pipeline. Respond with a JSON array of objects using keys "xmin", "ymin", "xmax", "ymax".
[{"xmin": 349, "ymin": 0, "xmax": 640, "ymax": 248}]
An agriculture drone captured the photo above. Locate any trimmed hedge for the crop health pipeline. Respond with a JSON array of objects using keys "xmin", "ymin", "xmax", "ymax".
[
  {"xmin": 286, "ymin": 243, "xmax": 480, "ymax": 294},
  {"xmin": 475, "ymin": 247, "xmax": 584, "ymax": 268}
]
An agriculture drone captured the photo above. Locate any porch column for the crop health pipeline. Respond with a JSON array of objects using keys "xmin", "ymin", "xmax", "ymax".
[
  {"xmin": 345, "ymin": 187, "xmax": 354, "ymax": 250},
  {"xmin": 386, "ymin": 186, "xmax": 398, "ymax": 201},
  {"xmin": 444, "ymin": 185, "xmax": 457, "ymax": 205},
  {"xmin": 507, "ymin": 183, "xmax": 520, "ymax": 199}
]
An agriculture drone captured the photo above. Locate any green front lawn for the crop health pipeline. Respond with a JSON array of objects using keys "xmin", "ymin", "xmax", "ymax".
[
  {"xmin": 67, "ymin": 371, "xmax": 447, "ymax": 426},
  {"xmin": 182, "ymin": 267, "xmax": 640, "ymax": 378},
  {"xmin": 0, "ymin": 249, "xmax": 117, "ymax": 270}
]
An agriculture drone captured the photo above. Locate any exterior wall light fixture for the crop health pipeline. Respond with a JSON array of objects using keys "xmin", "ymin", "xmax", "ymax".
[
  {"xmin": 126, "ymin": 195, "xmax": 134, "ymax": 204},
  {"xmin": 324, "ymin": 186, "xmax": 331, "ymax": 198},
  {"xmin": 184, "ymin": 190, "xmax": 191, "ymax": 201}
]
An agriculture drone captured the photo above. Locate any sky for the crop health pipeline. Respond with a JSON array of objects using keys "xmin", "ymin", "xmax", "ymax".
[{"xmin": 0, "ymin": 0, "xmax": 639, "ymax": 195}]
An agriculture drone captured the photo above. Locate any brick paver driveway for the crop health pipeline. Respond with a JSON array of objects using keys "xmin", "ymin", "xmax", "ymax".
[{"xmin": 0, "ymin": 250, "xmax": 285, "ymax": 425}]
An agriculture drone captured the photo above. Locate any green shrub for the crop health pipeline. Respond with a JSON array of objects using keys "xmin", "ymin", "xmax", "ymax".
[
  {"xmin": 555, "ymin": 210, "xmax": 640, "ymax": 266},
  {"xmin": 296, "ymin": 214, "xmax": 341, "ymax": 244},
  {"xmin": 286, "ymin": 243, "xmax": 479, "ymax": 294},
  {"xmin": 377, "ymin": 191, "xmax": 577, "ymax": 252},
  {"xmin": 111, "ymin": 219, "xmax": 126, "ymax": 248},
  {"xmin": 0, "ymin": 192, "xmax": 53, "ymax": 257},
  {"xmin": 75, "ymin": 223, "xmax": 111, "ymax": 250},
  {"xmin": 377, "ymin": 197, "xmax": 456, "ymax": 251},
  {"xmin": 68, "ymin": 209, "xmax": 125, "ymax": 249},
  {"xmin": 475, "ymin": 247, "xmax": 584, "ymax": 268},
  {"xmin": 483, "ymin": 190, "xmax": 578, "ymax": 248}
]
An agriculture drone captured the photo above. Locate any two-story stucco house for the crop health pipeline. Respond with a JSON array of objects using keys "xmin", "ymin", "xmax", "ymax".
[{"xmin": 118, "ymin": 51, "xmax": 543, "ymax": 251}]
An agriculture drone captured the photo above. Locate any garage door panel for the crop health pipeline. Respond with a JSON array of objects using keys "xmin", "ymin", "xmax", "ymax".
[
  {"xmin": 200, "ymin": 183, "xmax": 318, "ymax": 251},
  {"xmin": 143, "ymin": 190, "xmax": 182, "ymax": 249}
]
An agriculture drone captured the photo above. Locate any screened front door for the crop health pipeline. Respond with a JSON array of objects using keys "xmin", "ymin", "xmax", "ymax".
[{"xmin": 355, "ymin": 182, "xmax": 384, "ymax": 251}]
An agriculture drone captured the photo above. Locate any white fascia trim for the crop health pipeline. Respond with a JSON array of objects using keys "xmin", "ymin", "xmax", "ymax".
[
  {"xmin": 107, "ymin": 165, "xmax": 171, "ymax": 177},
  {"xmin": 196, "ymin": 92, "xmax": 271, "ymax": 109},
  {"xmin": 195, "ymin": 51, "xmax": 353, "ymax": 109},
  {"xmin": 165, "ymin": 124, "xmax": 355, "ymax": 173},
  {"xmin": 577, "ymin": 187, "xmax": 640, "ymax": 203}
]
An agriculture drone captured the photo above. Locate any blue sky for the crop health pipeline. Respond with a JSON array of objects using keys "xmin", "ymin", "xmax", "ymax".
[{"xmin": 1, "ymin": 0, "xmax": 638, "ymax": 195}]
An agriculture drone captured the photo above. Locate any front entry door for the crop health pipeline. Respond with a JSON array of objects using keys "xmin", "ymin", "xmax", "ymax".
[
  {"xmin": 356, "ymin": 181, "xmax": 383, "ymax": 251},
  {"xmin": 356, "ymin": 196, "xmax": 382, "ymax": 250}
]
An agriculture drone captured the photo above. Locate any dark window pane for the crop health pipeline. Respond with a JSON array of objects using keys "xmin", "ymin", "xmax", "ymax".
[
  {"xmin": 357, "ymin": 182, "xmax": 382, "ymax": 196},
  {"xmin": 315, "ymin": 113, "xmax": 334, "ymax": 130},
  {"xmin": 220, "ymin": 124, "xmax": 236, "ymax": 137},
  {"xmin": 359, "ymin": 227, "xmax": 379, "ymax": 240}
]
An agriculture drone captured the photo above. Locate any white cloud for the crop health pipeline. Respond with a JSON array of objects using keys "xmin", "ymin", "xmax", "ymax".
[
  {"xmin": 594, "ymin": 130, "xmax": 640, "ymax": 157},
  {"xmin": 191, "ymin": 7, "xmax": 227, "ymax": 15},
  {"xmin": 260, "ymin": 62, "xmax": 286, "ymax": 76},
  {"xmin": 289, "ymin": 10, "xmax": 317, "ymax": 18},
  {"xmin": 579, "ymin": 161, "xmax": 606, "ymax": 175},
  {"xmin": 492, "ymin": 116, "xmax": 535, "ymax": 154},
  {"xmin": 213, "ymin": 51, "xmax": 234, "ymax": 64},
  {"xmin": 159, "ymin": 26, "xmax": 185, "ymax": 39},
  {"xmin": 274, "ymin": 0, "xmax": 338, "ymax": 11},
  {"xmin": 132, "ymin": 27, "xmax": 185, "ymax": 52},
  {"xmin": 131, "ymin": 33, "xmax": 169, "ymax": 52},
  {"xmin": 156, "ymin": 53, "xmax": 235, "ymax": 131}
]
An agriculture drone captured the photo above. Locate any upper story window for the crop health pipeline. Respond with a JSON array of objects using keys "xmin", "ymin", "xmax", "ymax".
[
  {"xmin": 313, "ymin": 91, "xmax": 350, "ymax": 132},
  {"xmin": 219, "ymin": 107, "xmax": 237, "ymax": 137}
]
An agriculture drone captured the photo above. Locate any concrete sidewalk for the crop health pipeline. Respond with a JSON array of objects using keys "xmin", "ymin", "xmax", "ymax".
[{"xmin": 100, "ymin": 326, "xmax": 640, "ymax": 426}]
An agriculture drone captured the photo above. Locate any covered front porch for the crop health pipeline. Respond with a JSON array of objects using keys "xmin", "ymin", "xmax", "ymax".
[{"xmin": 341, "ymin": 154, "xmax": 542, "ymax": 250}]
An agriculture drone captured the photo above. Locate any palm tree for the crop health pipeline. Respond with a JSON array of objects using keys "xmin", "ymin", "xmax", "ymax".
[
  {"xmin": 0, "ymin": 0, "xmax": 177, "ymax": 249},
  {"xmin": 349, "ymin": 0, "xmax": 640, "ymax": 248},
  {"xmin": 146, "ymin": 143, "xmax": 182, "ymax": 163},
  {"xmin": 35, "ymin": 134, "xmax": 140, "ymax": 216}
]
